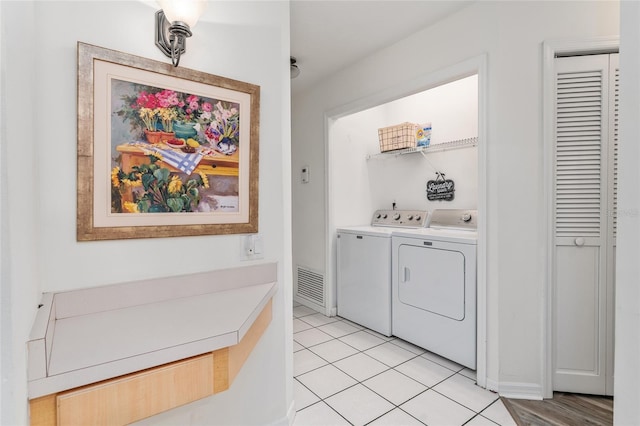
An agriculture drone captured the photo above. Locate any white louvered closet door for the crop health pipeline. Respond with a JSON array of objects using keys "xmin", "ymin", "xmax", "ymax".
[{"xmin": 553, "ymin": 53, "xmax": 618, "ymax": 396}]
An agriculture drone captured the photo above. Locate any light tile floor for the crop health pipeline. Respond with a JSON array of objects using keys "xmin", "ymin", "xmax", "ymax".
[{"xmin": 292, "ymin": 303, "xmax": 517, "ymax": 426}]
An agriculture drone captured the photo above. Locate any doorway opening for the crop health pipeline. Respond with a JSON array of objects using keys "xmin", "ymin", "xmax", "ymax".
[
  {"xmin": 329, "ymin": 75, "xmax": 479, "ymax": 231},
  {"xmin": 322, "ymin": 55, "xmax": 489, "ymax": 388}
]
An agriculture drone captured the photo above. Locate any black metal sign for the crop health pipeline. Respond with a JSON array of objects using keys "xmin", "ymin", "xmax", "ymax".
[{"xmin": 426, "ymin": 172, "xmax": 455, "ymax": 201}]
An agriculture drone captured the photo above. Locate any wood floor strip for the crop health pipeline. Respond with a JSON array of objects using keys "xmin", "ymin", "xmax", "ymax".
[{"xmin": 503, "ymin": 392, "xmax": 613, "ymax": 426}]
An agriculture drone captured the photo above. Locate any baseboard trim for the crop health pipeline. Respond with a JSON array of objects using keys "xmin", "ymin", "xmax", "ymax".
[
  {"xmin": 498, "ymin": 381, "xmax": 544, "ymax": 400},
  {"xmin": 485, "ymin": 378, "xmax": 500, "ymax": 393},
  {"xmin": 266, "ymin": 401, "xmax": 295, "ymax": 426},
  {"xmin": 292, "ymin": 296, "xmax": 324, "ymax": 314},
  {"xmin": 287, "ymin": 400, "xmax": 296, "ymax": 426}
]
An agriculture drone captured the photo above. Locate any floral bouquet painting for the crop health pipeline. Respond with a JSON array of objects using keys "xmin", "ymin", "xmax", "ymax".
[
  {"xmin": 114, "ymin": 82, "xmax": 240, "ymax": 152},
  {"xmin": 77, "ymin": 43, "xmax": 259, "ymax": 241},
  {"xmin": 110, "ymin": 79, "xmax": 241, "ymax": 215}
]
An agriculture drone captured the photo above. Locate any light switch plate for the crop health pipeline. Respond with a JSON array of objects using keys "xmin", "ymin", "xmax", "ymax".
[{"xmin": 240, "ymin": 234, "xmax": 264, "ymax": 260}]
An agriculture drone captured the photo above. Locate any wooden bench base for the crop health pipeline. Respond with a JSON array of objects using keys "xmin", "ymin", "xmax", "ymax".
[{"xmin": 29, "ymin": 300, "xmax": 271, "ymax": 425}]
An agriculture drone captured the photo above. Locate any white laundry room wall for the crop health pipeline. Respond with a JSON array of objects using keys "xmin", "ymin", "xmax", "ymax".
[
  {"xmin": 292, "ymin": 0, "xmax": 620, "ymax": 401},
  {"xmin": 330, "ymin": 75, "xmax": 478, "ymax": 229}
]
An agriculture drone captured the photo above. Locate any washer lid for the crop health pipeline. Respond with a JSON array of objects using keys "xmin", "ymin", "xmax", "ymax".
[{"xmin": 337, "ymin": 225, "xmax": 394, "ymax": 238}]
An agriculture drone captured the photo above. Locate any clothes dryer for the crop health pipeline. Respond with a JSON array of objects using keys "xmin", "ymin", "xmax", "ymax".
[{"xmin": 391, "ymin": 209, "xmax": 478, "ymax": 369}]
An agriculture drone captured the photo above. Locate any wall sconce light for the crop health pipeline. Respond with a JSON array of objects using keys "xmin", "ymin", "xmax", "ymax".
[
  {"xmin": 155, "ymin": 0, "xmax": 206, "ymax": 67},
  {"xmin": 290, "ymin": 57, "xmax": 301, "ymax": 79}
]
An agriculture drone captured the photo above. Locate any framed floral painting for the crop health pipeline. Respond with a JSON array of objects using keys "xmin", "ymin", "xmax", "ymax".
[{"xmin": 77, "ymin": 42, "xmax": 259, "ymax": 241}]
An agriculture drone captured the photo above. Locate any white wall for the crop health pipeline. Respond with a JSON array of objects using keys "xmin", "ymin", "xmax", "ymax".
[
  {"xmin": 615, "ymin": 1, "xmax": 640, "ymax": 424},
  {"xmin": 0, "ymin": 1, "xmax": 292, "ymax": 425},
  {"xmin": 1, "ymin": 2, "xmax": 40, "ymax": 423},
  {"xmin": 292, "ymin": 0, "xmax": 620, "ymax": 397},
  {"xmin": 330, "ymin": 75, "xmax": 478, "ymax": 230},
  {"xmin": 375, "ymin": 75, "xmax": 478, "ymax": 145}
]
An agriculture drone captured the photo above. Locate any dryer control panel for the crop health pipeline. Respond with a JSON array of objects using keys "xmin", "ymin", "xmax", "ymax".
[
  {"xmin": 429, "ymin": 209, "xmax": 478, "ymax": 231},
  {"xmin": 371, "ymin": 210, "xmax": 429, "ymax": 228}
]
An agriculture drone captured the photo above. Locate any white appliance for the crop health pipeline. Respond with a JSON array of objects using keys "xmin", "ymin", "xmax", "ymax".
[
  {"xmin": 392, "ymin": 209, "xmax": 478, "ymax": 369},
  {"xmin": 337, "ymin": 210, "xmax": 429, "ymax": 336}
]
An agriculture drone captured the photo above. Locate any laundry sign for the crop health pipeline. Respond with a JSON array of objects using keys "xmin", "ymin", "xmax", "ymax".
[{"xmin": 426, "ymin": 172, "xmax": 455, "ymax": 201}]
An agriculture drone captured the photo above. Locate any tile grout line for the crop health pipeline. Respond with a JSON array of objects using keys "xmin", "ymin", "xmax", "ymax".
[
  {"xmin": 293, "ymin": 312, "xmax": 508, "ymax": 425},
  {"xmin": 475, "ymin": 399, "xmax": 511, "ymax": 425},
  {"xmin": 429, "ymin": 384, "xmax": 500, "ymax": 417},
  {"xmin": 299, "ymin": 399, "xmax": 355, "ymax": 426},
  {"xmin": 297, "ymin": 337, "xmax": 462, "ymax": 423},
  {"xmin": 362, "ymin": 405, "xmax": 412, "ymax": 426},
  {"xmin": 296, "ymin": 316, "xmax": 463, "ymax": 388},
  {"xmin": 297, "ymin": 326, "xmax": 430, "ymax": 423},
  {"xmin": 296, "ymin": 314, "xmax": 476, "ymax": 378},
  {"xmin": 295, "ymin": 323, "xmax": 418, "ymax": 379},
  {"xmin": 462, "ymin": 412, "xmax": 500, "ymax": 426}
]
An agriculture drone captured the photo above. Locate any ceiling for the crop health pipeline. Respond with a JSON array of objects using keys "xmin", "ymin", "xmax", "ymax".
[
  {"xmin": 143, "ymin": 0, "xmax": 473, "ymax": 94},
  {"xmin": 290, "ymin": 1, "xmax": 474, "ymax": 95}
]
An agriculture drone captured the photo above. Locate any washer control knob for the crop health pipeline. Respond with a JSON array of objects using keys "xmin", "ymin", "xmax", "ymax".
[
  {"xmin": 382, "ymin": 214, "xmax": 388, "ymax": 219},
  {"xmin": 376, "ymin": 213, "xmax": 381, "ymax": 219},
  {"xmin": 462, "ymin": 213, "xmax": 472, "ymax": 222},
  {"xmin": 407, "ymin": 215, "xmax": 414, "ymax": 220},
  {"xmin": 415, "ymin": 215, "xmax": 422, "ymax": 221},
  {"xmin": 393, "ymin": 213, "xmax": 401, "ymax": 220}
]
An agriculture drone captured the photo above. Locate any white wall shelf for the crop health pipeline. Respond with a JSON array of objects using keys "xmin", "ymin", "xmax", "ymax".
[
  {"xmin": 27, "ymin": 263, "xmax": 277, "ymax": 399},
  {"xmin": 366, "ymin": 137, "xmax": 478, "ymax": 160}
]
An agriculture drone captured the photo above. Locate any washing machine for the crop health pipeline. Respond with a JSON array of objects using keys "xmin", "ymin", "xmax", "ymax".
[
  {"xmin": 391, "ymin": 209, "xmax": 478, "ymax": 369},
  {"xmin": 337, "ymin": 210, "xmax": 429, "ymax": 336}
]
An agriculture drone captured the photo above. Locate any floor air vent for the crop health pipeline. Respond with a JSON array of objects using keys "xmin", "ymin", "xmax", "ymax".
[{"xmin": 296, "ymin": 266, "xmax": 325, "ymax": 306}]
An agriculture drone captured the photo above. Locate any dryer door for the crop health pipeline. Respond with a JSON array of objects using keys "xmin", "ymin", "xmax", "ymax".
[{"xmin": 397, "ymin": 243, "xmax": 465, "ymax": 320}]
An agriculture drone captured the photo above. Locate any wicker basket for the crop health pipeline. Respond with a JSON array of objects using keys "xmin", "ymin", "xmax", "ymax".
[{"xmin": 378, "ymin": 122, "xmax": 418, "ymax": 152}]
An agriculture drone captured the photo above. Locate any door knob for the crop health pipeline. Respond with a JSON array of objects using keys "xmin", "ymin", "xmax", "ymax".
[{"xmin": 574, "ymin": 237, "xmax": 585, "ymax": 246}]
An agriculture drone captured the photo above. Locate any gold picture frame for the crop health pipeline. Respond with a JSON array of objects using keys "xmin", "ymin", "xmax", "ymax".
[{"xmin": 77, "ymin": 42, "xmax": 259, "ymax": 241}]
